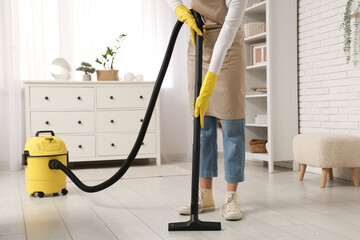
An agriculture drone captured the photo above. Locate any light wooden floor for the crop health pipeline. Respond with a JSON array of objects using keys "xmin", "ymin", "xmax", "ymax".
[{"xmin": 1, "ymin": 159, "xmax": 360, "ymax": 240}]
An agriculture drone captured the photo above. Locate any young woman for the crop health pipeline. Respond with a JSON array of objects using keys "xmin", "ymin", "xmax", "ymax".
[{"xmin": 167, "ymin": 0, "xmax": 248, "ymax": 220}]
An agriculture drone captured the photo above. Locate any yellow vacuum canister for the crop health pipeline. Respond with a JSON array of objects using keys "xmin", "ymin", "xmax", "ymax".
[{"xmin": 23, "ymin": 130, "xmax": 68, "ymax": 198}]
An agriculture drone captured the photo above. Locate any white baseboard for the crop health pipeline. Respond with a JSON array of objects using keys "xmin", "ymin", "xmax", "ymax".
[{"xmin": 275, "ymin": 161, "xmax": 293, "ymax": 169}]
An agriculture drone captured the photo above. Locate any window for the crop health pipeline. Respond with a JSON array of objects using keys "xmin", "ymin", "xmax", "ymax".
[{"xmin": 13, "ymin": 0, "xmax": 168, "ymax": 82}]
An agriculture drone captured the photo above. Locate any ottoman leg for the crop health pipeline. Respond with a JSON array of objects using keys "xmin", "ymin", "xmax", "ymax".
[
  {"xmin": 349, "ymin": 168, "xmax": 360, "ymax": 187},
  {"xmin": 321, "ymin": 168, "xmax": 328, "ymax": 188},
  {"xmin": 328, "ymin": 168, "xmax": 333, "ymax": 180},
  {"xmin": 299, "ymin": 164, "xmax": 307, "ymax": 181}
]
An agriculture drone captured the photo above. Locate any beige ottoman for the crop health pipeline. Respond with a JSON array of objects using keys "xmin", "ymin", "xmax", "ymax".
[{"xmin": 293, "ymin": 133, "xmax": 360, "ymax": 188}]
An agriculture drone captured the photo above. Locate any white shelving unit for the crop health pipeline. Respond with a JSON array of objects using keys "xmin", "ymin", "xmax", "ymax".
[
  {"xmin": 246, "ymin": 63, "xmax": 267, "ymax": 70},
  {"xmin": 243, "ymin": 0, "xmax": 298, "ymax": 173},
  {"xmin": 246, "ymin": 123, "xmax": 268, "ymax": 128},
  {"xmin": 245, "ymin": 1, "xmax": 266, "ymax": 14},
  {"xmin": 244, "ymin": 32, "xmax": 267, "ymax": 43},
  {"xmin": 246, "ymin": 94, "xmax": 268, "ymax": 98}
]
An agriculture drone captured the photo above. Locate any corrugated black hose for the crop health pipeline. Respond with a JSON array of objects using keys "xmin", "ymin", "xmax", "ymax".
[{"xmin": 49, "ymin": 20, "xmax": 184, "ymax": 192}]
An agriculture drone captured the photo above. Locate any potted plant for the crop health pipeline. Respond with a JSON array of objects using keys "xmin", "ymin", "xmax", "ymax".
[
  {"xmin": 76, "ymin": 62, "xmax": 95, "ymax": 81},
  {"xmin": 341, "ymin": 0, "xmax": 360, "ymax": 66},
  {"xmin": 95, "ymin": 34, "xmax": 127, "ymax": 81}
]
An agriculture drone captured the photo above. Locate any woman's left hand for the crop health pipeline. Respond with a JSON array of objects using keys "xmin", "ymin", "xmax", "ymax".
[{"xmin": 194, "ymin": 71, "xmax": 218, "ymax": 128}]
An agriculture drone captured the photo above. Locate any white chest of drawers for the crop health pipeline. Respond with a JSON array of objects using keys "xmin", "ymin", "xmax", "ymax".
[{"xmin": 24, "ymin": 81, "xmax": 161, "ymax": 165}]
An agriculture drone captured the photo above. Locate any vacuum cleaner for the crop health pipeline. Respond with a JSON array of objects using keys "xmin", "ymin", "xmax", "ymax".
[
  {"xmin": 23, "ymin": 130, "xmax": 68, "ymax": 198},
  {"xmin": 23, "ymin": 10, "xmax": 221, "ymax": 231}
]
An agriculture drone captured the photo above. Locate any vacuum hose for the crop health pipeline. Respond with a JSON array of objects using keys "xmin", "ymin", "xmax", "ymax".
[{"xmin": 49, "ymin": 20, "xmax": 184, "ymax": 192}]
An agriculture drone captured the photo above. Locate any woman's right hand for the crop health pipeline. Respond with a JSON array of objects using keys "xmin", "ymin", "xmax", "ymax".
[{"xmin": 175, "ymin": 5, "xmax": 204, "ymax": 47}]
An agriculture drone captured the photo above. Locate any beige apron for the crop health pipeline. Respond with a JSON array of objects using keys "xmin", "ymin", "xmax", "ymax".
[{"xmin": 188, "ymin": 0, "xmax": 246, "ymax": 120}]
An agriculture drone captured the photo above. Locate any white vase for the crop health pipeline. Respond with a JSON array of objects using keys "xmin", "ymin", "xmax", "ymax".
[
  {"xmin": 83, "ymin": 74, "xmax": 91, "ymax": 81},
  {"xmin": 135, "ymin": 74, "xmax": 144, "ymax": 81},
  {"xmin": 124, "ymin": 72, "xmax": 135, "ymax": 81}
]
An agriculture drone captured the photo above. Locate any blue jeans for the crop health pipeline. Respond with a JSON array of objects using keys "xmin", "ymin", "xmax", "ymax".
[{"xmin": 200, "ymin": 116, "xmax": 245, "ymax": 183}]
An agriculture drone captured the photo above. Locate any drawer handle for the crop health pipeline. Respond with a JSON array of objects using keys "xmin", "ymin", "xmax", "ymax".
[
  {"xmin": 140, "ymin": 119, "xmax": 144, "ymax": 123},
  {"xmin": 78, "ymin": 121, "xmax": 82, "ymax": 124},
  {"xmin": 45, "ymin": 121, "xmax": 50, "ymax": 125},
  {"xmin": 78, "ymin": 145, "xmax": 82, "ymax": 149},
  {"xmin": 110, "ymin": 120, "xmax": 114, "ymax": 123},
  {"xmin": 77, "ymin": 96, "xmax": 82, "ymax": 100},
  {"xmin": 110, "ymin": 96, "xmax": 114, "ymax": 100},
  {"xmin": 45, "ymin": 96, "xmax": 49, "ymax": 100},
  {"xmin": 139, "ymin": 95, "xmax": 143, "ymax": 99},
  {"xmin": 111, "ymin": 143, "xmax": 115, "ymax": 147}
]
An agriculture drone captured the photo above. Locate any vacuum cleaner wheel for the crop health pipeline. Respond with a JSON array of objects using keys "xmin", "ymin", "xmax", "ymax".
[
  {"xmin": 61, "ymin": 188, "xmax": 68, "ymax": 195},
  {"xmin": 37, "ymin": 192, "xmax": 45, "ymax": 198}
]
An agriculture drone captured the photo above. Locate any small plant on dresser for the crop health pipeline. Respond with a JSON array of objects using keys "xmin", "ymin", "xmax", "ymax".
[
  {"xmin": 95, "ymin": 34, "xmax": 127, "ymax": 81},
  {"xmin": 76, "ymin": 62, "xmax": 95, "ymax": 81}
]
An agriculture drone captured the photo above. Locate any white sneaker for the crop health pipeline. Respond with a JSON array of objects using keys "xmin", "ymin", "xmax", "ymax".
[
  {"xmin": 178, "ymin": 188, "xmax": 215, "ymax": 215},
  {"xmin": 221, "ymin": 191, "xmax": 242, "ymax": 220}
]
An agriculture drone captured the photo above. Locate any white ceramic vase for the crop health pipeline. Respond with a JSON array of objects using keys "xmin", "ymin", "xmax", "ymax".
[{"xmin": 83, "ymin": 74, "xmax": 91, "ymax": 81}]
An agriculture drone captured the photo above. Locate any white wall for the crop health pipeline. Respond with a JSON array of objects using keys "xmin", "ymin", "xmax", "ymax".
[{"xmin": 298, "ymin": 0, "xmax": 360, "ymax": 180}]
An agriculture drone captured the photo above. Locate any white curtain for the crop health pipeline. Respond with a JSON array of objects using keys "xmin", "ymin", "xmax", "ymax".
[
  {"xmin": 141, "ymin": 0, "xmax": 194, "ymax": 163},
  {"xmin": 0, "ymin": 0, "xmax": 193, "ymax": 169},
  {"xmin": 0, "ymin": 0, "xmax": 24, "ymax": 171}
]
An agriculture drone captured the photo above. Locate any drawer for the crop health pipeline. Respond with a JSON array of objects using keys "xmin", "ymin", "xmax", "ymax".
[
  {"xmin": 97, "ymin": 110, "xmax": 156, "ymax": 133},
  {"xmin": 30, "ymin": 87, "xmax": 94, "ymax": 110},
  {"xmin": 97, "ymin": 132, "xmax": 156, "ymax": 156},
  {"xmin": 96, "ymin": 86, "xmax": 152, "ymax": 108},
  {"xmin": 31, "ymin": 112, "xmax": 95, "ymax": 134},
  {"xmin": 58, "ymin": 135, "xmax": 95, "ymax": 158}
]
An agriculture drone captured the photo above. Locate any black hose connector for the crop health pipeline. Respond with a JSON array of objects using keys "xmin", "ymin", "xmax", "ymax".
[{"xmin": 49, "ymin": 159, "xmax": 61, "ymax": 170}]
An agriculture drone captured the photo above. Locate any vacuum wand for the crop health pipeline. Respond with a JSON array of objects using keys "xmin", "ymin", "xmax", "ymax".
[
  {"xmin": 191, "ymin": 9, "xmax": 203, "ymax": 218},
  {"xmin": 168, "ymin": 10, "xmax": 221, "ymax": 231}
]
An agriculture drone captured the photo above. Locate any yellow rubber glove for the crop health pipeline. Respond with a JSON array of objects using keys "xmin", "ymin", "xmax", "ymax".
[
  {"xmin": 194, "ymin": 71, "xmax": 218, "ymax": 128},
  {"xmin": 175, "ymin": 5, "xmax": 204, "ymax": 47}
]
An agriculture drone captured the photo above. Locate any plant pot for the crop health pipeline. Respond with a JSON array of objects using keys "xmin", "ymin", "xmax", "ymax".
[
  {"xmin": 96, "ymin": 70, "xmax": 119, "ymax": 81},
  {"xmin": 83, "ymin": 74, "xmax": 92, "ymax": 81}
]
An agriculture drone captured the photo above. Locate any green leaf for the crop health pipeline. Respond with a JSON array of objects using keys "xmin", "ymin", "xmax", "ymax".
[{"xmin": 81, "ymin": 62, "xmax": 91, "ymax": 67}]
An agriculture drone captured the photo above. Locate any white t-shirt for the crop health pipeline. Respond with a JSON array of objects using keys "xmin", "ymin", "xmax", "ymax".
[{"xmin": 167, "ymin": 0, "xmax": 247, "ymax": 75}]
